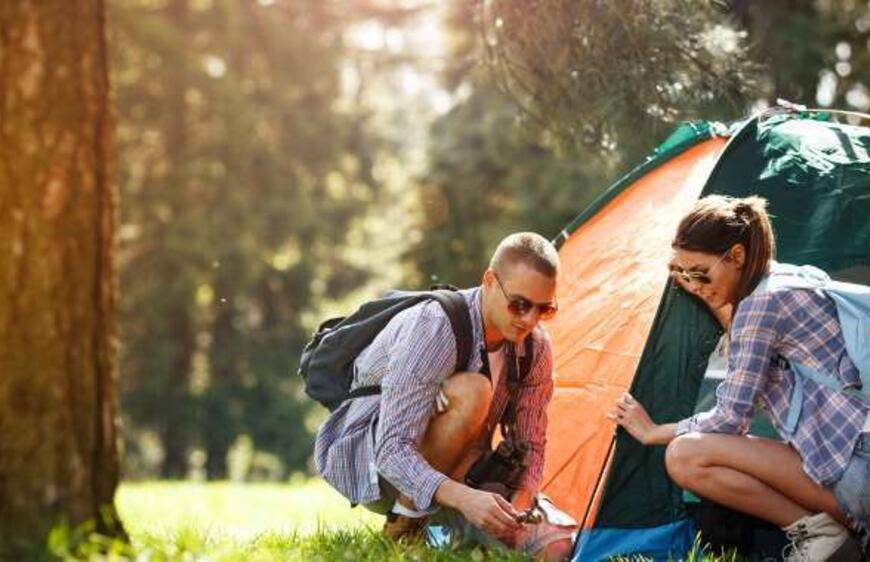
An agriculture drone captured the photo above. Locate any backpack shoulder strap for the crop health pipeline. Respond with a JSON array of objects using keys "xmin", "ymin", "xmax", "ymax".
[
  {"xmin": 428, "ymin": 289, "xmax": 473, "ymax": 372},
  {"xmin": 348, "ymin": 290, "xmax": 472, "ymax": 403},
  {"xmin": 520, "ymin": 334, "xmax": 534, "ymax": 380},
  {"xmin": 500, "ymin": 334, "xmax": 537, "ymax": 439}
]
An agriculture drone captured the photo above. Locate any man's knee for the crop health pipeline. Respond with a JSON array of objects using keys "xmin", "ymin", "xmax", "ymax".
[
  {"xmin": 665, "ymin": 433, "xmax": 705, "ymax": 489},
  {"xmin": 442, "ymin": 371, "xmax": 492, "ymax": 427}
]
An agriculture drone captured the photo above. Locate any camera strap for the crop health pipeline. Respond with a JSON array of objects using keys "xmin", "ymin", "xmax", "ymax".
[{"xmin": 500, "ymin": 335, "xmax": 534, "ymax": 440}]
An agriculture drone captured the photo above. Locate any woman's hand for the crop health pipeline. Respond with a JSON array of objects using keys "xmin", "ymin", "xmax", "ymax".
[{"xmin": 608, "ymin": 392, "xmax": 664, "ymax": 445}]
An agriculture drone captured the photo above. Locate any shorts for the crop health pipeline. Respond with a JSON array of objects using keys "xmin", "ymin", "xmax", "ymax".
[
  {"xmin": 362, "ymin": 476, "xmax": 400, "ymax": 515},
  {"xmin": 831, "ymin": 432, "xmax": 870, "ymax": 536}
]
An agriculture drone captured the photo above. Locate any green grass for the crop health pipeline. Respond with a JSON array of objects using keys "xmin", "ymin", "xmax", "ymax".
[
  {"xmin": 47, "ymin": 480, "xmax": 529, "ymax": 561},
  {"xmin": 116, "ymin": 479, "xmax": 381, "ymax": 541},
  {"xmin": 44, "ymin": 480, "xmax": 734, "ymax": 561}
]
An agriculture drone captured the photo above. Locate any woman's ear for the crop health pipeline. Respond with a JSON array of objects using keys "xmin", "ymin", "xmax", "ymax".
[{"xmin": 730, "ymin": 243, "xmax": 747, "ymax": 269}]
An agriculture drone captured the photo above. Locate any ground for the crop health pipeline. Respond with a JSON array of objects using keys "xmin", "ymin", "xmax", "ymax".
[{"xmin": 45, "ymin": 480, "xmax": 727, "ymax": 561}]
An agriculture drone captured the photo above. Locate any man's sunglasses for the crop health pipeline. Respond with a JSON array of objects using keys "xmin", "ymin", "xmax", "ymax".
[{"xmin": 493, "ymin": 272, "xmax": 558, "ymax": 320}]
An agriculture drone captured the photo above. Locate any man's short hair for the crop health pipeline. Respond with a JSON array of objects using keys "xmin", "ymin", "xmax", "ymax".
[{"xmin": 490, "ymin": 232, "xmax": 560, "ymax": 278}]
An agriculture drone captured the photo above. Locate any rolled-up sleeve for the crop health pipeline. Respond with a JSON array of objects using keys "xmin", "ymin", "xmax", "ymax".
[
  {"xmin": 374, "ymin": 306, "xmax": 456, "ymax": 511},
  {"xmin": 676, "ymin": 292, "xmax": 781, "ymax": 436},
  {"xmin": 515, "ymin": 334, "xmax": 554, "ymax": 492}
]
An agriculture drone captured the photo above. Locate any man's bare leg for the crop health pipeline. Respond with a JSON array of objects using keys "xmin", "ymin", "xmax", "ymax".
[
  {"xmin": 384, "ymin": 371, "xmax": 493, "ymax": 541},
  {"xmin": 393, "ymin": 371, "xmax": 492, "ymax": 511}
]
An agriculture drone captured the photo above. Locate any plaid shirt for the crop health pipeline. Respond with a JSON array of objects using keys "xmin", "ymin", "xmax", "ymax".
[
  {"xmin": 677, "ymin": 263, "xmax": 870, "ymax": 486},
  {"xmin": 314, "ymin": 287, "xmax": 554, "ymax": 511}
]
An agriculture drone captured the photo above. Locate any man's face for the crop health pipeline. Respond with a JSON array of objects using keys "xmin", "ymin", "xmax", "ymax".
[{"xmin": 483, "ymin": 262, "xmax": 558, "ymax": 344}]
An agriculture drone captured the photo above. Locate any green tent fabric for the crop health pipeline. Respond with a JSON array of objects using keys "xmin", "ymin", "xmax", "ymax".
[{"xmin": 566, "ymin": 110, "xmax": 870, "ymax": 561}]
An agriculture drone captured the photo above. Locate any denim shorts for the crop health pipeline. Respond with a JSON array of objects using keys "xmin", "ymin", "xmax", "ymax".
[{"xmin": 831, "ymin": 432, "xmax": 870, "ymax": 532}]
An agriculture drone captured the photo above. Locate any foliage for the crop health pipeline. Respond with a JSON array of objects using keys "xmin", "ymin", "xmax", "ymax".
[
  {"xmin": 111, "ymin": 0, "xmax": 384, "ymax": 478},
  {"xmin": 404, "ymin": 86, "xmax": 612, "ymax": 287},
  {"xmin": 106, "ymin": 0, "xmax": 870, "ymax": 481},
  {"xmin": 403, "ymin": 2, "xmax": 617, "ymax": 287},
  {"xmin": 481, "ymin": 1, "xmax": 870, "ymax": 158},
  {"xmin": 731, "ymin": 0, "xmax": 870, "ymax": 111},
  {"xmin": 404, "ymin": 0, "xmax": 870, "ymax": 294},
  {"xmin": 480, "ymin": 0, "xmax": 758, "ymax": 161}
]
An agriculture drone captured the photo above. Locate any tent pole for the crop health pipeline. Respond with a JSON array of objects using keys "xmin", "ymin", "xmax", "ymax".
[{"xmin": 578, "ymin": 431, "xmax": 616, "ymax": 532}]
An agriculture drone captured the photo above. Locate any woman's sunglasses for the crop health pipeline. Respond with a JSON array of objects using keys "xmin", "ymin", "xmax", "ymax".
[
  {"xmin": 668, "ymin": 250, "xmax": 731, "ymax": 286},
  {"xmin": 669, "ymin": 266, "xmax": 713, "ymax": 285},
  {"xmin": 493, "ymin": 272, "xmax": 558, "ymax": 320}
]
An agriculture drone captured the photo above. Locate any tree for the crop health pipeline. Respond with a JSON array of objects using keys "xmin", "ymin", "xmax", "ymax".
[
  {"xmin": 732, "ymin": 0, "xmax": 870, "ymax": 112},
  {"xmin": 480, "ymin": 0, "xmax": 758, "ymax": 163},
  {"xmin": 404, "ymin": 2, "xmax": 615, "ymax": 286},
  {"xmin": 0, "ymin": 0, "xmax": 122, "ymax": 551},
  {"xmin": 112, "ymin": 0, "xmax": 385, "ymax": 479}
]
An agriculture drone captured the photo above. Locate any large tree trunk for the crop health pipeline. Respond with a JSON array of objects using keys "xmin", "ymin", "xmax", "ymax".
[{"xmin": 0, "ymin": 0, "xmax": 121, "ymax": 549}]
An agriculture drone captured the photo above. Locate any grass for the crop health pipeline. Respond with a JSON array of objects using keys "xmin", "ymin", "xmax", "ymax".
[
  {"xmin": 116, "ymin": 479, "xmax": 381, "ymax": 541},
  {"xmin": 47, "ymin": 480, "xmax": 529, "ymax": 561},
  {"xmin": 43, "ymin": 480, "xmax": 735, "ymax": 561}
]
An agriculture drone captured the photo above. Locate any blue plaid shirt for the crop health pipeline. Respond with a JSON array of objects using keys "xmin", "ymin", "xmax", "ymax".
[
  {"xmin": 677, "ymin": 263, "xmax": 870, "ymax": 486},
  {"xmin": 314, "ymin": 287, "xmax": 554, "ymax": 510}
]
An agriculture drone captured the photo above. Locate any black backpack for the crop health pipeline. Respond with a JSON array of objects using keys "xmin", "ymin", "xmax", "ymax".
[{"xmin": 298, "ymin": 286, "xmax": 474, "ymax": 411}]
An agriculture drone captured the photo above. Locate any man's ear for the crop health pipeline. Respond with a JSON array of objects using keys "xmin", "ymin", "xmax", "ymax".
[{"xmin": 482, "ymin": 268, "xmax": 495, "ymax": 287}]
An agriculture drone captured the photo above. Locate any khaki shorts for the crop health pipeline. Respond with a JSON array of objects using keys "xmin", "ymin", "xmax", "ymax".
[{"xmin": 362, "ymin": 477, "xmax": 400, "ymax": 515}]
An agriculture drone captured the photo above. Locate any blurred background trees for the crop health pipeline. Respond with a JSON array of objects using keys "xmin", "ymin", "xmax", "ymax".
[{"xmin": 108, "ymin": 0, "xmax": 870, "ymax": 481}]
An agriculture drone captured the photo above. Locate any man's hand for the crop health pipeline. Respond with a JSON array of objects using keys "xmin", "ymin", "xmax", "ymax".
[
  {"xmin": 459, "ymin": 488, "xmax": 522, "ymax": 538},
  {"xmin": 511, "ymin": 488, "xmax": 535, "ymax": 512}
]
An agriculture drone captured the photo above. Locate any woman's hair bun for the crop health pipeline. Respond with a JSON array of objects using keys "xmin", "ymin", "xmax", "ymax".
[{"xmin": 732, "ymin": 196, "xmax": 767, "ymax": 223}]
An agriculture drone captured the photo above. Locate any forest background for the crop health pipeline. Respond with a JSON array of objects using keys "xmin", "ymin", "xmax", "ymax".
[{"xmin": 110, "ymin": 0, "xmax": 870, "ymax": 484}]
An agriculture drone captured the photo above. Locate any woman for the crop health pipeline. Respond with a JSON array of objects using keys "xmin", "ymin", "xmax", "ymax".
[{"xmin": 610, "ymin": 195, "xmax": 870, "ymax": 562}]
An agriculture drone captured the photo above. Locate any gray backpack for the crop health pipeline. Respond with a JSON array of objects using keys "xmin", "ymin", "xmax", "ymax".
[
  {"xmin": 752, "ymin": 264, "xmax": 870, "ymax": 434},
  {"xmin": 297, "ymin": 287, "xmax": 473, "ymax": 411}
]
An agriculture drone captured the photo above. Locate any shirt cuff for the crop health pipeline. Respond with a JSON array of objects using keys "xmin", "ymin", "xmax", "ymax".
[
  {"xmin": 675, "ymin": 417, "xmax": 694, "ymax": 436},
  {"xmin": 412, "ymin": 470, "xmax": 449, "ymax": 512}
]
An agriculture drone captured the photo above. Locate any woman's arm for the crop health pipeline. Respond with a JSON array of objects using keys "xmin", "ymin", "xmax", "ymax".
[{"xmin": 608, "ymin": 393, "xmax": 676, "ymax": 445}]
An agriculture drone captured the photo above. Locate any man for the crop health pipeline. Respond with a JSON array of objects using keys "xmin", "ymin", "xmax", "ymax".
[{"xmin": 315, "ymin": 232, "xmax": 571, "ymax": 557}]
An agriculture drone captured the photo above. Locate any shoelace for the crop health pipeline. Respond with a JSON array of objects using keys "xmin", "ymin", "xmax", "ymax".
[{"xmin": 782, "ymin": 523, "xmax": 810, "ymax": 561}]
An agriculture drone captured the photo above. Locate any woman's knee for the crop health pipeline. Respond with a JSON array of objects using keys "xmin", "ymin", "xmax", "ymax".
[{"xmin": 665, "ymin": 434, "xmax": 704, "ymax": 488}]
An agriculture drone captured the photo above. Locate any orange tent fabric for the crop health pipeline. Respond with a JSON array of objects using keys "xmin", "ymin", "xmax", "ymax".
[{"xmin": 540, "ymin": 138, "xmax": 727, "ymax": 523}]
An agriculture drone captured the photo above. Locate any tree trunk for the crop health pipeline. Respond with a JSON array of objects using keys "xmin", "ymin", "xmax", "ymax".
[{"xmin": 0, "ymin": 0, "xmax": 121, "ymax": 549}]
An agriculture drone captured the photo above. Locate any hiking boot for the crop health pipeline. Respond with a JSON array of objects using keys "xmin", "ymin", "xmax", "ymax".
[
  {"xmin": 781, "ymin": 512, "xmax": 863, "ymax": 562},
  {"xmin": 382, "ymin": 511, "xmax": 429, "ymax": 543}
]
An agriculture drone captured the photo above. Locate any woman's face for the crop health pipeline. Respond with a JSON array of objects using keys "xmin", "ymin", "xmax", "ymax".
[{"xmin": 668, "ymin": 245, "xmax": 745, "ymax": 309}]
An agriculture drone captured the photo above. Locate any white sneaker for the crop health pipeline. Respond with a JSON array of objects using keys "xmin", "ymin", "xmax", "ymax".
[{"xmin": 781, "ymin": 512, "xmax": 863, "ymax": 562}]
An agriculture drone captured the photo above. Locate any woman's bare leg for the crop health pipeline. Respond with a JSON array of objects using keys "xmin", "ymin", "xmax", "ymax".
[{"xmin": 665, "ymin": 432, "xmax": 846, "ymax": 527}]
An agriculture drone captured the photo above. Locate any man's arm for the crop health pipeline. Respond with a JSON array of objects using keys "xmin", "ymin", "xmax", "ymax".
[
  {"xmin": 512, "ymin": 331, "xmax": 555, "ymax": 507},
  {"xmin": 373, "ymin": 305, "xmax": 456, "ymax": 511},
  {"xmin": 375, "ymin": 303, "xmax": 522, "ymax": 536}
]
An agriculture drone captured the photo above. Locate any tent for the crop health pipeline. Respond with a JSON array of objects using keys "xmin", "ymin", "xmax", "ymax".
[{"xmin": 539, "ymin": 108, "xmax": 870, "ymax": 561}]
